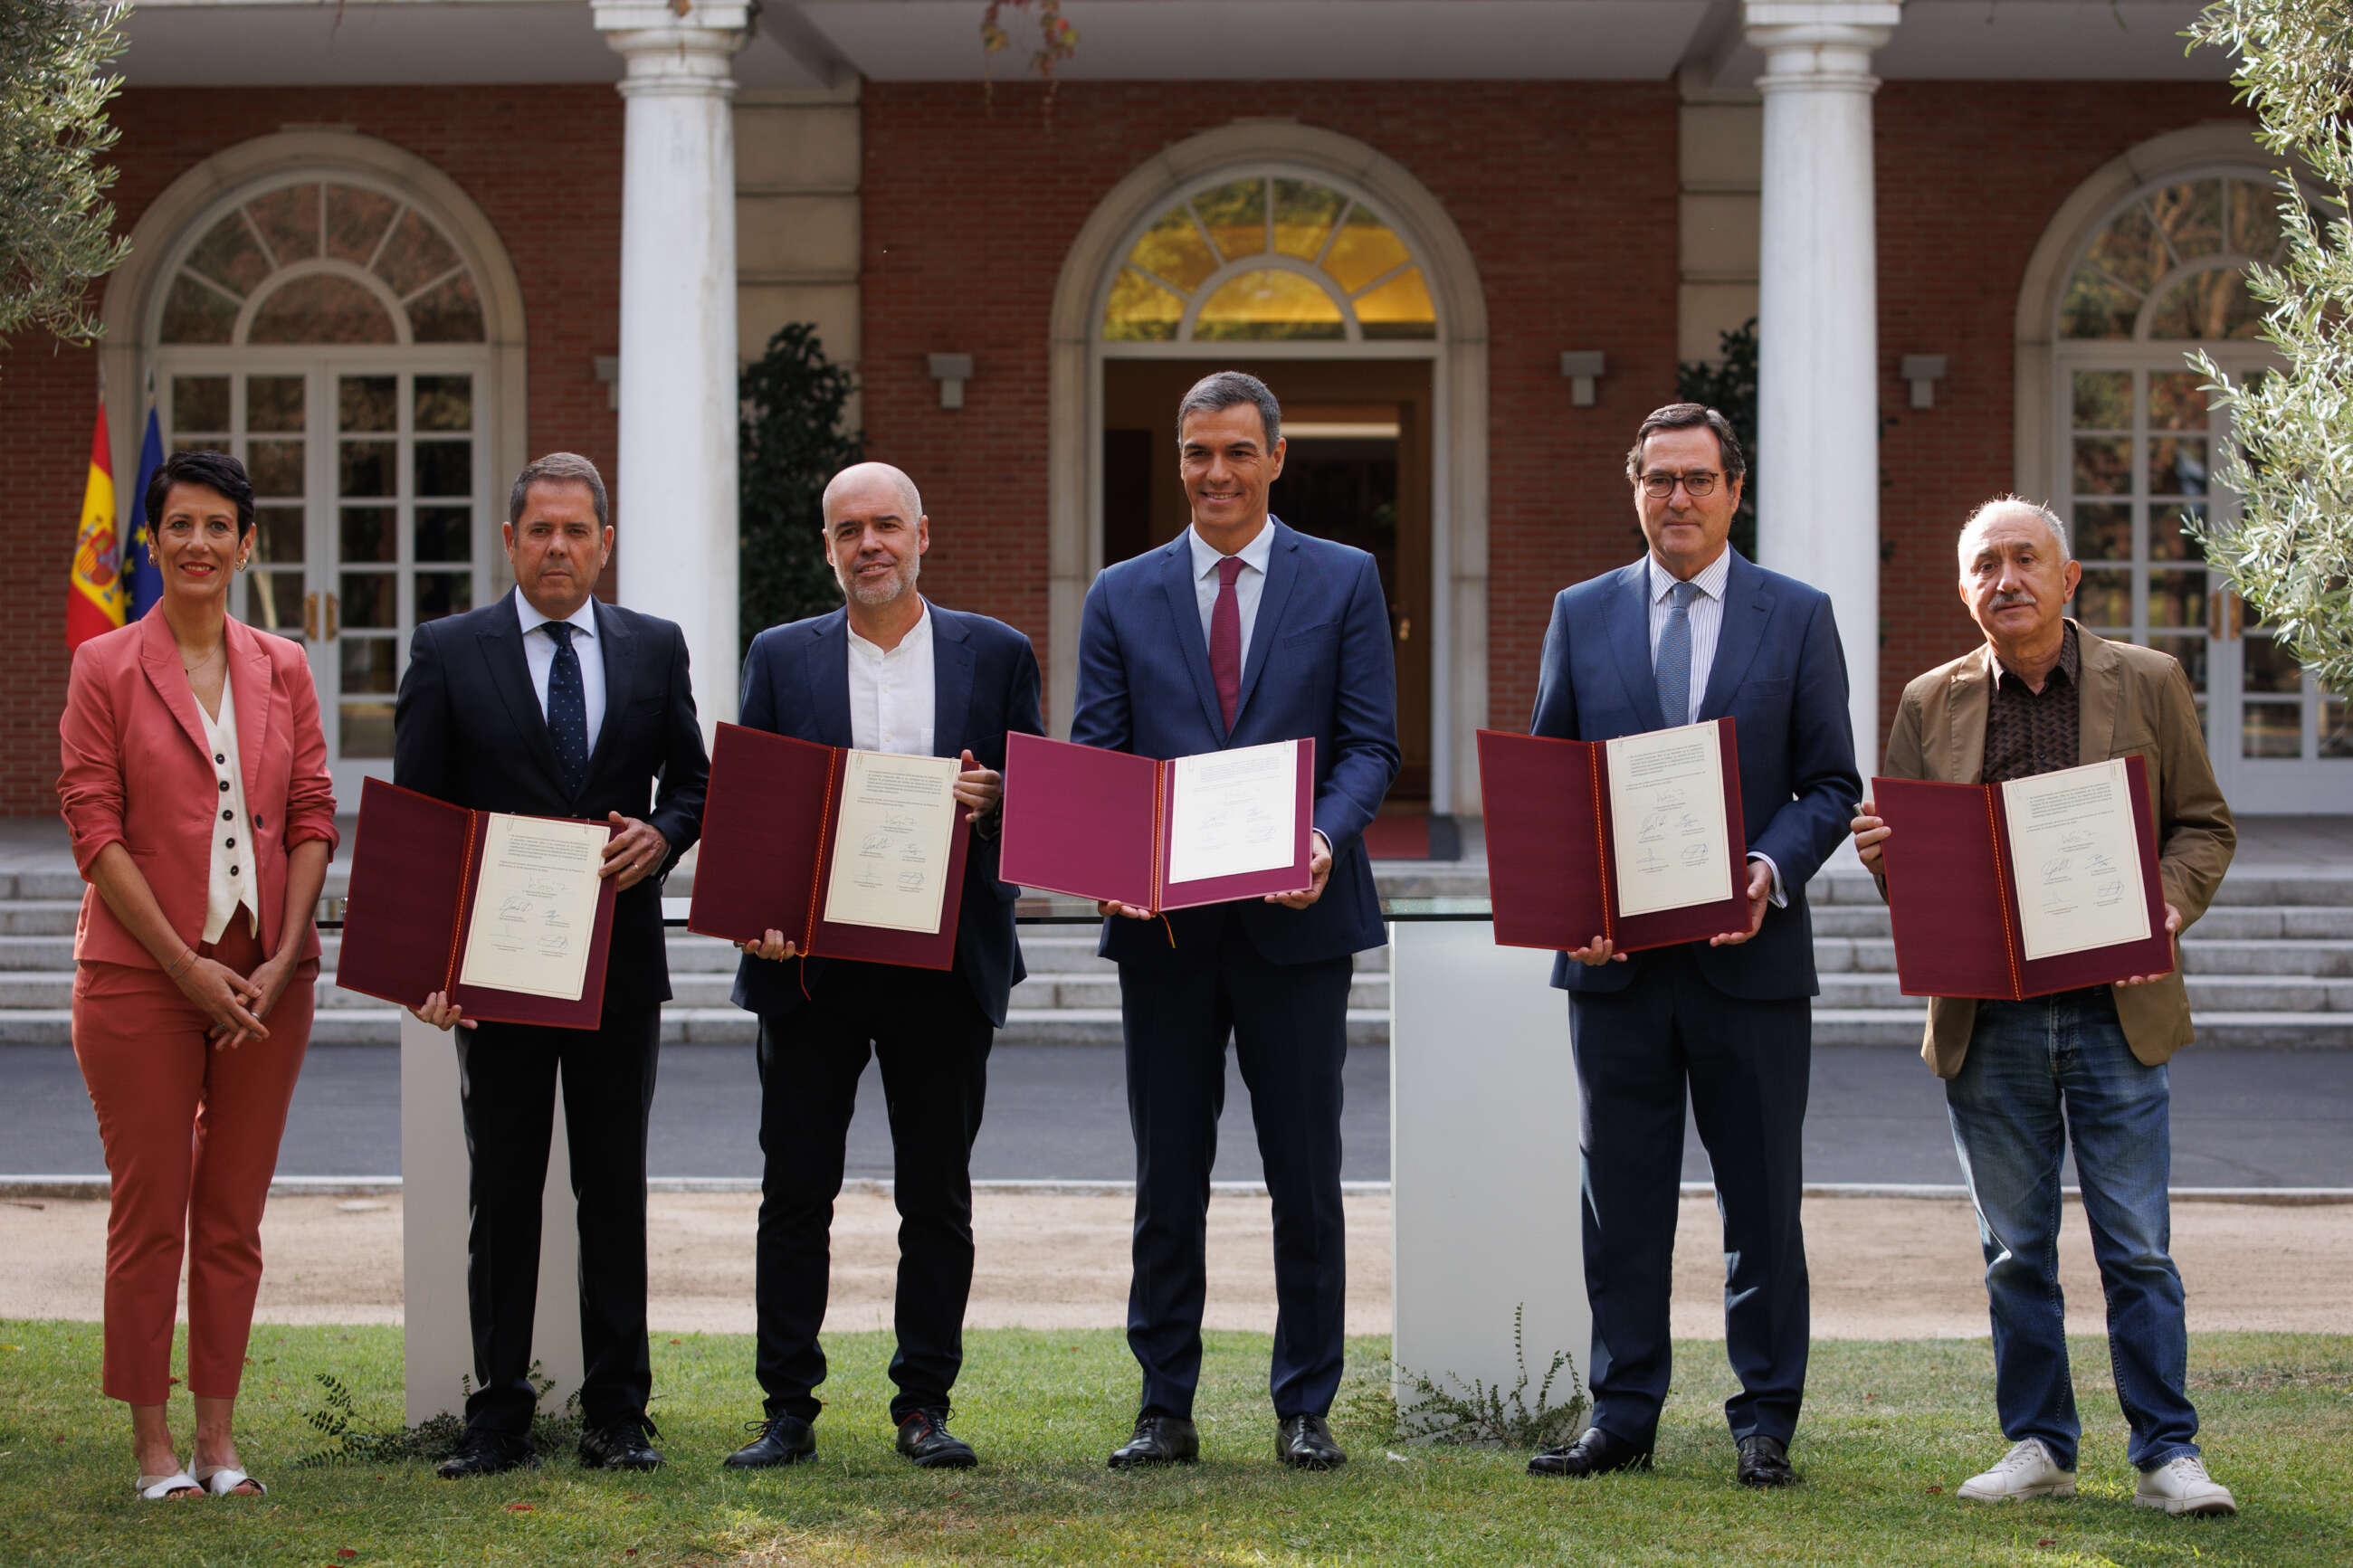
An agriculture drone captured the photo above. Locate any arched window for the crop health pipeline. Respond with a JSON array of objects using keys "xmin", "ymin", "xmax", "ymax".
[
  {"xmin": 2054, "ymin": 170, "xmax": 2348, "ymax": 789},
  {"xmin": 1100, "ymin": 175, "xmax": 1437, "ymax": 343},
  {"xmin": 153, "ymin": 174, "xmax": 496, "ymax": 794}
]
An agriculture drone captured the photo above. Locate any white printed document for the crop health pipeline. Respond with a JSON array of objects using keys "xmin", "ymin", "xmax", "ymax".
[
  {"xmin": 1166, "ymin": 738, "xmax": 1301, "ymax": 888},
  {"xmin": 1605, "ymin": 720, "xmax": 1734, "ymax": 918},
  {"xmin": 823, "ymin": 749, "xmax": 962, "ymax": 934},
  {"xmin": 456, "ymin": 813, "xmax": 608, "ymax": 1001},
  {"xmin": 2003, "ymin": 757, "xmax": 2153, "ymax": 961}
]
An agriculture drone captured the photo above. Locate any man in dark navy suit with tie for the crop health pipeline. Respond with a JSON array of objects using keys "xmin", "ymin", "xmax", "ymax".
[
  {"xmin": 395, "ymin": 452, "xmax": 710, "ymax": 1478},
  {"xmin": 720, "ymin": 462, "xmax": 1043, "ymax": 1473},
  {"xmin": 1525, "ymin": 404, "xmax": 1859, "ymax": 1488},
  {"xmin": 1072, "ymin": 372, "xmax": 1399, "ymax": 1471}
]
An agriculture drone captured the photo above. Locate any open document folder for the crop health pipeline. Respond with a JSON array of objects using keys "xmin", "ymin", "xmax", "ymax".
[
  {"xmin": 997, "ymin": 732, "xmax": 1316, "ymax": 913},
  {"xmin": 337, "ymin": 776, "xmax": 622, "ymax": 1029}
]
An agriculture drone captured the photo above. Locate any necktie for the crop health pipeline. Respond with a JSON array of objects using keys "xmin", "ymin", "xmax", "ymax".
[
  {"xmin": 1654, "ymin": 580, "xmax": 1699, "ymax": 729},
  {"xmin": 1210, "ymin": 555, "xmax": 1244, "ymax": 732},
  {"xmin": 544, "ymin": 621, "xmax": 589, "ymax": 795}
]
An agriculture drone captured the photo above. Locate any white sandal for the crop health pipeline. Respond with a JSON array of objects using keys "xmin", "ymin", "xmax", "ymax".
[
  {"xmin": 137, "ymin": 1468, "xmax": 203, "ymax": 1500},
  {"xmin": 193, "ymin": 1462, "xmax": 266, "ymax": 1497}
]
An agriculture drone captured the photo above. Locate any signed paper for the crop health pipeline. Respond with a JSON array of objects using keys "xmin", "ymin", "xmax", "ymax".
[
  {"xmin": 456, "ymin": 813, "xmax": 607, "ymax": 1001},
  {"xmin": 824, "ymin": 749, "xmax": 961, "ymax": 934},
  {"xmin": 2003, "ymin": 758, "xmax": 2152, "ymax": 961},
  {"xmin": 1166, "ymin": 739, "xmax": 1300, "ymax": 888},
  {"xmin": 1605, "ymin": 721, "xmax": 1734, "ymax": 918}
]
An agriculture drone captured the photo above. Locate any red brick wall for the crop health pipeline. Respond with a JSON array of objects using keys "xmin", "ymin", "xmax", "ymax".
[
  {"xmin": 858, "ymin": 81, "xmax": 1685, "ymax": 735},
  {"xmin": 1873, "ymin": 81, "xmax": 2250, "ymax": 746},
  {"xmin": 0, "ymin": 85, "xmax": 621, "ymax": 814}
]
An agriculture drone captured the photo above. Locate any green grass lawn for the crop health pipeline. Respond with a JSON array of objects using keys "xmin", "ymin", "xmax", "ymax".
[{"xmin": 0, "ymin": 1323, "xmax": 2346, "ymax": 1565}]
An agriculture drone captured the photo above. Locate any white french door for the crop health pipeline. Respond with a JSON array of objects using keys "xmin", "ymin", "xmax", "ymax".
[{"xmin": 158, "ymin": 352, "xmax": 498, "ymax": 801}]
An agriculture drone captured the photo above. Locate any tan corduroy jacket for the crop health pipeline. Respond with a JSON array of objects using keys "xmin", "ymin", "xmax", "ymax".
[{"xmin": 1877, "ymin": 622, "xmax": 2236, "ymax": 1079}]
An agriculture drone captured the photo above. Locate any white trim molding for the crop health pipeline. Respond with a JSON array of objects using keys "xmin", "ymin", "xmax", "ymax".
[{"xmin": 1046, "ymin": 120, "xmax": 1490, "ymax": 813}]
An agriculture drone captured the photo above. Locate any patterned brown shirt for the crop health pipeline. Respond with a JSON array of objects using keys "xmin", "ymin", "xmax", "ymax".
[{"xmin": 1980, "ymin": 622, "xmax": 2082, "ymax": 784}]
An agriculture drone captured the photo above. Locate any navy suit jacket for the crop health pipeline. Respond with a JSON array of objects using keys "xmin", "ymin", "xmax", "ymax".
[
  {"xmin": 729, "ymin": 603, "xmax": 1044, "ymax": 1028},
  {"xmin": 394, "ymin": 594, "xmax": 710, "ymax": 1015},
  {"xmin": 1072, "ymin": 518, "xmax": 1400, "ymax": 965},
  {"xmin": 1529, "ymin": 549, "xmax": 1860, "ymax": 999}
]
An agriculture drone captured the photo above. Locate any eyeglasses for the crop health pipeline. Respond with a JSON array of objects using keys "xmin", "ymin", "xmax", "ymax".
[{"xmin": 1638, "ymin": 470, "xmax": 1721, "ymax": 499}]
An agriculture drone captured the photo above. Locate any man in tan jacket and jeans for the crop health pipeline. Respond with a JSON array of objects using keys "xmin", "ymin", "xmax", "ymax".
[{"xmin": 1852, "ymin": 498, "xmax": 2237, "ymax": 1516}]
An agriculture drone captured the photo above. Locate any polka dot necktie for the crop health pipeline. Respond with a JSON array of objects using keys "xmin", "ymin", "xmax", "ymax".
[
  {"xmin": 1654, "ymin": 579, "xmax": 1699, "ymax": 729},
  {"xmin": 544, "ymin": 621, "xmax": 589, "ymax": 795}
]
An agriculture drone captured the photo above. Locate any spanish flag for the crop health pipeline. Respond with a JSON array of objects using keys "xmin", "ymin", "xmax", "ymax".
[{"xmin": 66, "ymin": 403, "xmax": 124, "ymax": 650}]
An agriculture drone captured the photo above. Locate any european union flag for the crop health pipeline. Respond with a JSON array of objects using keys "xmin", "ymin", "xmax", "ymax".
[{"xmin": 124, "ymin": 405, "xmax": 164, "ymax": 619}]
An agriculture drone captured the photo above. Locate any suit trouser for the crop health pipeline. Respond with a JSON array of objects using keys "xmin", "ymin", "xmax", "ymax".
[
  {"xmin": 457, "ymin": 1006, "xmax": 661, "ymax": 1435},
  {"xmin": 1119, "ymin": 910, "xmax": 1354, "ymax": 1420},
  {"xmin": 71, "ymin": 914, "xmax": 312, "ymax": 1405},
  {"xmin": 753, "ymin": 963, "xmax": 993, "ymax": 1423},
  {"xmin": 1569, "ymin": 945, "xmax": 1811, "ymax": 1447}
]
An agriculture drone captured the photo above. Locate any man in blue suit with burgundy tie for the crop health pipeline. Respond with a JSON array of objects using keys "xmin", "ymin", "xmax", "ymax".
[
  {"xmin": 1526, "ymin": 404, "xmax": 1859, "ymax": 1489},
  {"xmin": 1073, "ymin": 372, "xmax": 1399, "ymax": 1472}
]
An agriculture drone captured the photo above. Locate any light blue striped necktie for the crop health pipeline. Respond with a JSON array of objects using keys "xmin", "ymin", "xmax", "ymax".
[{"xmin": 1654, "ymin": 579, "xmax": 1700, "ymax": 728}]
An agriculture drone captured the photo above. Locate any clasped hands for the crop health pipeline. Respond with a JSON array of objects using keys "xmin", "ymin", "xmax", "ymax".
[
  {"xmin": 1098, "ymin": 832, "xmax": 1334, "ymax": 920},
  {"xmin": 738, "ymin": 752, "xmax": 1002, "ymax": 964},
  {"xmin": 411, "ymin": 811, "xmax": 670, "ymax": 1031},
  {"xmin": 1849, "ymin": 796, "xmax": 2181, "ymax": 985},
  {"xmin": 181, "ymin": 948, "xmax": 299, "ymax": 1050},
  {"xmin": 1566, "ymin": 857, "xmax": 1772, "ymax": 965}
]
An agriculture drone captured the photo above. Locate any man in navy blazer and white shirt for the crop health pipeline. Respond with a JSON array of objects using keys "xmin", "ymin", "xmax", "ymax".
[
  {"xmin": 1525, "ymin": 404, "xmax": 1860, "ymax": 1489},
  {"xmin": 1072, "ymin": 372, "xmax": 1399, "ymax": 1472},
  {"xmin": 722, "ymin": 462, "xmax": 1043, "ymax": 1473}
]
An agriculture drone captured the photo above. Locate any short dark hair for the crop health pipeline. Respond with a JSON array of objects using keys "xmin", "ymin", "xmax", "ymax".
[
  {"xmin": 146, "ymin": 448, "xmax": 255, "ymax": 539},
  {"xmin": 509, "ymin": 452, "xmax": 609, "ymax": 529},
  {"xmin": 1176, "ymin": 370, "xmax": 1281, "ymax": 450},
  {"xmin": 1625, "ymin": 403, "xmax": 1747, "ymax": 484}
]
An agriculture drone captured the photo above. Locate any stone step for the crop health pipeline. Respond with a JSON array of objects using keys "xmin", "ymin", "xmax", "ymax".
[
  {"xmin": 1809, "ymin": 936, "xmax": 2353, "ymax": 978},
  {"xmin": 1816, "ymin": 974, "xmax": 2353, "ymax": 1013},
  {"xmin": 1809, "ymin": 1008, "xmax": 2352, "ymax": 1049},
  {"xmin": 1005, "ymin": 973, "xmax": 1389, "ymax": 1012}
]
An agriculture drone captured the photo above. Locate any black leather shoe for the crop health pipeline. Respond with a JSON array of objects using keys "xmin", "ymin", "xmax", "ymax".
[
  {"xmin": 1527, "ymin": 1426, "xmax": 1653, "ymax": 1478},
  {"xmin": 577, "ymin": 1415, "xmax": 663, "ymax": 1472},
  {"xmin": 1107, "ymin": 1412, "xmax": 1200, "ymax": 1468},
  {"xmin": 435, "ymin": 1428, "xmax": 538, "ymax": 1479},
  {"xmin": 1276, "ymin": 1413, "xmax": 1348, "ymax": 1471},
  {"xmin": 895, "ymin": 1408, "xmax": 977, "ymax": 1469},
  {"xmin": 1736, "ymin": 1434, "xmax": 1799, "ymax": 1488},
  {"xmin": 723, "ymin": 1415, "xmax": 817, "ymax": 1469}
]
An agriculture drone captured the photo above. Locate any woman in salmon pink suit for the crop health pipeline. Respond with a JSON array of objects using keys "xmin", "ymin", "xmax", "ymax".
[{"xmin": 57, "ymin": 449, "xmax": 338, "ymax": 1501}]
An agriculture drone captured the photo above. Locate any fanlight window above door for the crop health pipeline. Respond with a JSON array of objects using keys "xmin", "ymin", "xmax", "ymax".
[
  {"xmin": 158, "ymin": 179, "xmax": 485, "ymax": 347},
  {"xmin": 2059, "ymin": 176, "xmax": 2290, "ymax": 343},
  {"xmin": 1102, "ymin": 175, "xmax": 1436, "ymax": 344}
]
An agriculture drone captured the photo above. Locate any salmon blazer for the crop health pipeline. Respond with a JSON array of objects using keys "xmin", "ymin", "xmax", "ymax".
[
  {"xmin": 1878, "ymin": 621, "xmax": 2234, "ymax": 1077},
  {"xmin": 59, "ymin": 606, "xmax": 339, "ymax": 968}
]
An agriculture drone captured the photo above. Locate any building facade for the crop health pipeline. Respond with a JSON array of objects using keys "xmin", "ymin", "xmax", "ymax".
[{"xmin": 7, "ymin": 0, "xmax": 2344, "ymax": 818}]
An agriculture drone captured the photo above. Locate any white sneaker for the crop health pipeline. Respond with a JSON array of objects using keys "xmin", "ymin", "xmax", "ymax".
[
  {"xmin": 1958, "ymin": 1439, "xmax": 2077, "ymax": 1502},
  {"xmin": 2133, "ymin": 1454, "xmax": 2238, "ymax": 1516}
]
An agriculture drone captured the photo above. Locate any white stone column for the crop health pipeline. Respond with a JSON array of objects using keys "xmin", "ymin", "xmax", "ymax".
[
  {"xmin": 595, "ymin": 1, "xmax": 749, "ymax": 736},
  {"xmin": 1745, "ymin": 2, "xmax": 1898, "ymax": 774}
]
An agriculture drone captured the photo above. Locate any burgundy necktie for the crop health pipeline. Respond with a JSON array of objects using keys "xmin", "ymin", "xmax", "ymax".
[{"xmin": 1210, "ymin": 555, "xmax": 1244, "ymax": 731}]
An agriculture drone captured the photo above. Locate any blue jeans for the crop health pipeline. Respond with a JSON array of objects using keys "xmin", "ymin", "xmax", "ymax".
[{"xmin": 1946, "ymin": 988, "xmax": 2199, "ymax": 1473}]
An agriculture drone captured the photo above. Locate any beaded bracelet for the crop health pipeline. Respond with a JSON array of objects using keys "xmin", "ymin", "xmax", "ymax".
[{"xmin": 166, "ymin": 948, "xmax": 196, "ymax": 979}]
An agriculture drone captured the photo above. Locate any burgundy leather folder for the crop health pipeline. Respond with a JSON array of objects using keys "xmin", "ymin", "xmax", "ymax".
[
  {"xmin": 336, "ymin": 776, "xmax": 621, "ymax": 1029},
  {"xmin": 997, "ymin": 732, "xmax": 1317, "ymax": 911},
  {"xmin": 1875, "ymin": 754, "xmax": 2173, "ymax": 998},
  {"xmin": 1476, "ymin": 720, "xmax": 1750, "ymax": 955},
  {"xmin": 686, "ymin": 722, "xmax": 972, "ymax": 970}
]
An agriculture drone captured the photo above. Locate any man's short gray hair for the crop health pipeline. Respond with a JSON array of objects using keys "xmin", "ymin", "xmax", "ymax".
[
  {"xmin": 1958, "ymin": 496, "xmax": 2070, "ymax": 567},
  {"xmin": 510, "ymin": 452, "xmax": 608, "ymax": 529},
  {"xmin": 1176, "ymin": 370, "xmax": 1281, "ymax": 450},
  {"xmin": 821, "ymin": 461, "xmax": 924, "ymax": 527}
]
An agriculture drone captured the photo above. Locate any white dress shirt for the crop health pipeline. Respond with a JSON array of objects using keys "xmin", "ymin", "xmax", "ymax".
[
  {"xmin": 515, "ymin": 588, "xmax": 606, "ymax": 754},
  {"xmin": 1643, "ymin": 546, "xmax": 1783, "ymax": 908},
  {"xmin": 847, "ymin": 600, "xmax": 936, "ymax": 756},
  {"xmin": 1186, "ymin": 519, "xmax": 1276, "ymax": 671},
  {"xmin": 197, "ymin": 680, "xmax": 261, "ymax": 944}
]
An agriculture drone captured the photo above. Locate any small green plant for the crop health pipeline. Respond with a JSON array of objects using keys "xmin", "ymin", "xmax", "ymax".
[
  {"xmin": 298, "ymin": 1364, "xmax": 581, "ymax": 1468},
  {"xmin": 1676, "ymin": 317, "xmax": 1759, "ymax": 561},
  {"xmin": 738, "ymin": 322, "xmax": 862, "ymax": 654},
  {"xmin": 1391, "ymin": 1304, "xmax": 1587, "ymax": 1449}
]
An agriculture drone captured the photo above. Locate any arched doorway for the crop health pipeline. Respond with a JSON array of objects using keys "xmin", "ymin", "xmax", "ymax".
[
  {"xmin": 1048, "ymin": 124, "xmax": 1488, "ymax": 816},
  {"xmin": 101, "ymin": 134, "xmax": 527, "ymax": 803},
  {"xmin": 2018, "ymin": 127, "xmax": 2349, "ymax": 812}
]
